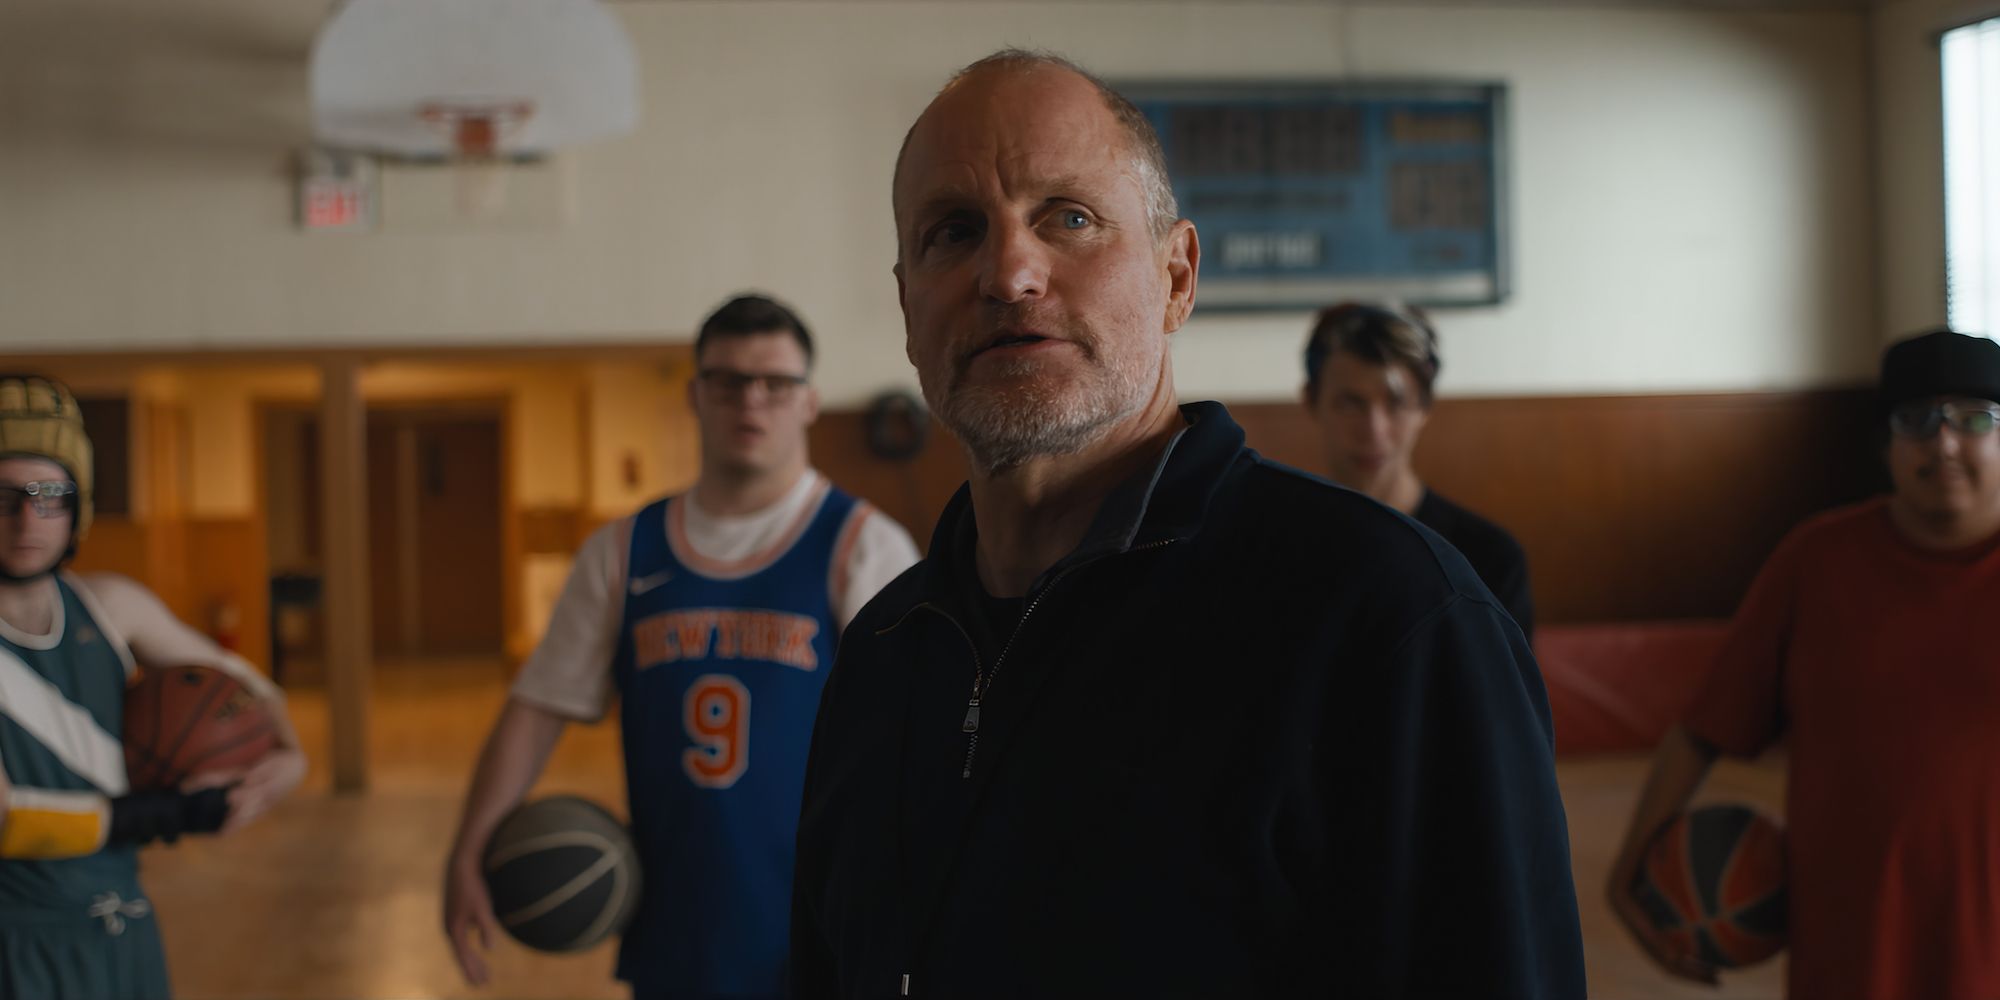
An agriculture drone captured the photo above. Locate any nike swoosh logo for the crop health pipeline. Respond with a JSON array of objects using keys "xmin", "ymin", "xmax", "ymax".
[{"xmin": 628, "ymin": 570, "xmax": 673, "ymax": 596}]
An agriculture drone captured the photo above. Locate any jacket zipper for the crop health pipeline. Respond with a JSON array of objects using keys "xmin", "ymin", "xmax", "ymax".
[
  {"xmin": 894, "ymin": 604, "xmax": 988, "ymax": 779},
  {"xmin": 882, "ymin": 539, "xmax": 1180, "ymax": 994},
  {"xmin": 916, "ymin": 538, "xmax": 1181, "ymax": 781}
]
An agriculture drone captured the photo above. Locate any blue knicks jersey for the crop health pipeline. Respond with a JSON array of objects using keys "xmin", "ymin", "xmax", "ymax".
[{"xmin": 612, "ymin": 483, "xmax": 860, "ymax": 999}]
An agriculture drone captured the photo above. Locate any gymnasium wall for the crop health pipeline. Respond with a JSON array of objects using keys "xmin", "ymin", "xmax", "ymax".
[
  {"xmin": 36, "ymin": 364, "xmax": 1888, "ymax": 647},
  {"xmin": 0, "ymin": 1, "xmax": 1876, "ymax": 406},
  {"xmin": 50, "ymin": 360, "xmax": 700, "ymax": 666},
  {"xmin": 586, "ymin": 358, "xmax": 701, "ymax": 521},
  {"xmin": 811, "ymin": 388, "xmax": 1887, "ymax": 626},
  {"xmin": 57, "ymin": 363, "xmax": 606, "ymax": 519},
  {"xmin": 6, "ymin": 0, "xmax": 1961, "ymax": 644}
]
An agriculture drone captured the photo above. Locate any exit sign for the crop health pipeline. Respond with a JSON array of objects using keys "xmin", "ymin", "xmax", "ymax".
[{"xmin": 297, "ymin": 149, "xmax": 377, "ymax": 232}]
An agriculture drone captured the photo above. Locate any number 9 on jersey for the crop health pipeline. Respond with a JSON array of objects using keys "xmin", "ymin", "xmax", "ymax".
[{"xmin": 682, "ymin": 674, "xmax": 750, "ymax": 789}]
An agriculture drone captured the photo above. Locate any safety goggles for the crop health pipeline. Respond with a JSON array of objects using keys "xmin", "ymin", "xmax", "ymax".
[{"xmin": 0, "ymin": 480, "xmax": 78, "ymax": 519}]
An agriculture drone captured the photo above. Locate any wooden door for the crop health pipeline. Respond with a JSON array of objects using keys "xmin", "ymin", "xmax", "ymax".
[
  {"xmin": 366, "ymin": 411, "xmax": 505, "ymax": 657},
  {"xmin": 410, "ymin": 417, "xmax": 504, "ymax": 654}
]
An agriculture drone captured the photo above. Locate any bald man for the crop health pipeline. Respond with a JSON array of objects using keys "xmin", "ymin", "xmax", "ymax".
[{"xmin": 789, "ymin": 50, "xmax": 1584, "ymax": 998}]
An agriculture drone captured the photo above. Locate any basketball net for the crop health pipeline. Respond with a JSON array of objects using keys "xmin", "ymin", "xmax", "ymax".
[{"xmin": 419, "ymin": 101, "xmax": 534, "ymax": 218}]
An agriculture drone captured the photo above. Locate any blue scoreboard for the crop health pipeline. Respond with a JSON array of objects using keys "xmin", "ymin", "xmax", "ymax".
[{"xmin": 1120, "ymin": 81, "xmax": 1510, "ymax": 309}]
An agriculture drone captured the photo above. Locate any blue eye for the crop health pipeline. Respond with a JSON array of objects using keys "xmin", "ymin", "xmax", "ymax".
[{"xmin": 1061, "ymin": 211, "xmax": 1089, "ymax": 230}]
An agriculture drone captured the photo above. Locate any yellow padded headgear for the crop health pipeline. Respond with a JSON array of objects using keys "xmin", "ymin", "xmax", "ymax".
[{"xmin": 0, "ymin": 376, "xmax": 93, "ymax": 539}]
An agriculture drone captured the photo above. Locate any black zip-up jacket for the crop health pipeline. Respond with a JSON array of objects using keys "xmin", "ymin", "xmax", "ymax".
[{"xmin": 792, "ymin": 402, "xmax": 1585, "ymax": 998}]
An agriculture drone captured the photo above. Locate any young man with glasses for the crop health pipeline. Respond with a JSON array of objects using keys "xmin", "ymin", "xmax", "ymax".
[
  {"xmin": 1607, "ymin": 329, "xmax": 2000, "ymax": 998},
  {"xmin": 443, "ymin": 294, "xmax": 919, "ymax": 999},
  {"xmin": 0, "ymin": 375, "xmax": 306, "ymax": 999}
]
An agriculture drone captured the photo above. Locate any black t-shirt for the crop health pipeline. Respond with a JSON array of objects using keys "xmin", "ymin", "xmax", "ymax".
[
  {"xmin": 965, "ymin": 577, "xmax": 1025, "ymax": 670},
  {"xmin": 1414, "ymin": 490, "xmax": 1535, "ymax": 640}
]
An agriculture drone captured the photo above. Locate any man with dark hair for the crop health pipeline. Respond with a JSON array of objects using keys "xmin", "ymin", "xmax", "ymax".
[
  {"xmin": 790, "ymin": 50, "xmax": 1583, "ymax": 998},
  {"xmin": 0, "ymin": 375, "xmax": 306, "ymax": 999},
  {"xmin": 1303, "ymin": 301, "xmax": 1535, "ymax": 637},
  {"xmin": 696, "ymin": 293, "xmax": 816, "ymax": 367},
  {"xmin": 444, "ymin": 294, "xmax": 919, "ymax": 999},
  {"xmin": 1609, "ymin": 329, "xmax": 2000, "ymax": 998}
]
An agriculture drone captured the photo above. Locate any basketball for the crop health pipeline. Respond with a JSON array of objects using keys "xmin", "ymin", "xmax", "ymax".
[
  {"xmin": 1632, "ymin": 803, "xmax": 1788, "ymax": 969},
  {"xmin": 482, "ymin": 795, "xmax": 642, "ymax": 953},
  {"xmin": 123, "ymin": 664, "xmax": 280, "ymax": 791}
]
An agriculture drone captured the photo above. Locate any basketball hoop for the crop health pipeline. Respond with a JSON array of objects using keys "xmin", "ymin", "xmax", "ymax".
[
  {"xmin": 419, "ymin": 101, "xmax": 536, "ymax": 217},
  {"xmin": 309, "ymin": 0, "xmax": 639, "ymax": 223},
  {"xmin": 419, "ymin": 101, "xmax": 536, "ymax": 160}
]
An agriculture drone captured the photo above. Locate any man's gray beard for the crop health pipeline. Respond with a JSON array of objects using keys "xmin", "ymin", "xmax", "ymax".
[{"xmin": 929, "ymin": 354, "xmax": 1151, "ymax": 474}]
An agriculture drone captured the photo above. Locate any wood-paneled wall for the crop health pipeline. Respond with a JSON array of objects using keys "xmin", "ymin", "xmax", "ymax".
[
  {"xmin": 519, "ymin": 507, "xmax": 590, "ymax": 555},
  {"xmin": 187, "ymin": 518, "xmax": 269, "ymax": 667},
  {"xmin": 68, "ymin": 516, "xmax": 269, "ymax": 669},
  {"xmin": 83, "ymin": 387, "xmax": 1879, "ymax": 672},
  {"xmin": 808, "ymin": 413, "xmax": 969, "ymax": 553},
  {"xmin": 70, "ymin": 517, "xmax": 152, "ymax": 584},
  {"xmin": 810, "ymin": 389, "xmax": 1885, "ymax": 624}
]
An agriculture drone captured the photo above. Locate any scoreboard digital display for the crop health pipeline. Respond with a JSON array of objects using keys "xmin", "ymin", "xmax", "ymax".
[{"xmin": 1120, "ymin": 82, "xmax": 1509, "ymax": 309}]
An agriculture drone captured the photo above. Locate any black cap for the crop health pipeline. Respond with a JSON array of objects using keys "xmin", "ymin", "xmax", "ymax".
[{"xmin": 1879, "ymin": 329, "xmax": 2000, "ymax": 411}]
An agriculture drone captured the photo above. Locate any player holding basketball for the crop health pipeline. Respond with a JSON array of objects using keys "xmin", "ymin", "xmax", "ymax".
[
  {"xmin": 789, "ymin": 50, "xmax": 1583, "ymax": 997},
  {"xmin": 0, "ymin": 375, "xmax": 307, "ymax": 999},
  {"xmin": 442, "ymin": 294, "xmax": 920, "ymax": 999},
  {"xmin": 1609, "ymin": 329, "xmax": 2000, "ymax": 997}
]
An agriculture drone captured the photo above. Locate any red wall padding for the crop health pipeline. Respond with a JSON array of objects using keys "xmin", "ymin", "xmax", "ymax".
[{"xmin": 1537, "ymin": 621, "xmax": 1731, "ymax": 756}]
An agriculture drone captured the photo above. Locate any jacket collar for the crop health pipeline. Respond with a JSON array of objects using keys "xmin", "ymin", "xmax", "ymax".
[{"xmin": 914, "ymin": 401, "xmax": 1246, "ymax": 605}]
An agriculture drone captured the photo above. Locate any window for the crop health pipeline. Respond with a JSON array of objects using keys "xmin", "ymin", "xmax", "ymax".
[{"xmin": 1945, "ymin": 17, "xmax": 2000, "ymax": 337}]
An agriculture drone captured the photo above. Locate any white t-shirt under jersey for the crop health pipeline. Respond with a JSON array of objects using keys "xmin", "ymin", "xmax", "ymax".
[{"xmin": 511, "ymin": 470, "xmax": 921, "ymax": 722}]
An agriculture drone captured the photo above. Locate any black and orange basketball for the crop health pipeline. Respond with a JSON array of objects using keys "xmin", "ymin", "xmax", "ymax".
[
  {"xmin": 1633, "ymin": 803, "xmax": 1787, "ymax": 969},
  {"xmin": 483, "ymin": 795, "xmax": 642, "ymax": 953},
  {"xmin": 123, "ymin": 664, "xmax": 279, "ymax": 791}
]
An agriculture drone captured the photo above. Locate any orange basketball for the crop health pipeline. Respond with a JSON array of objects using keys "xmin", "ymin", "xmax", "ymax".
[
  {"xmin": 1633, "ymin": 804, "xmax": 1788, "ymax": 969},
  {"xmin": 124, "ymin": 665, "xmax": 279, "ymax": 791}
]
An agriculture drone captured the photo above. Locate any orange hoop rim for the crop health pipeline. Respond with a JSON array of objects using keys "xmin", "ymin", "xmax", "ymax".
[{"xmin": 417, "ymin": 100, "xmax": 536, "ymax": 159}]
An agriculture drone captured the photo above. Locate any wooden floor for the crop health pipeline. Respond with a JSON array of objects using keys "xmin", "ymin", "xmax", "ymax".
[
  {"xmin": 145, "ymin": 660, "xmax": 629, "ymax": 1000},
  {"xmin": 141, "ymin": 659, "xmax": 1789, "ymax": 1000}
]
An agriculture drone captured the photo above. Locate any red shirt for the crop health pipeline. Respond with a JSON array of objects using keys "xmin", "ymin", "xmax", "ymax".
[{"xmin": 1685, "ymin": 499, "xmax": 2000, "ymax": 1000}]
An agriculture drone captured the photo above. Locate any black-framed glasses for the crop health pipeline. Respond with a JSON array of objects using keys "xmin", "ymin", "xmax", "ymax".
[
  {"xmin": 697, "ymin": 369, "xmax": 809, "ymax": 402},
  {"xmin": 1889, "ymin": 400, "xmax": 2000, "ymax": 439},
  {"xmin": 0, "ymin": 480, "xmax": 78, "ymax": 519}
]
